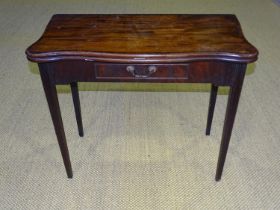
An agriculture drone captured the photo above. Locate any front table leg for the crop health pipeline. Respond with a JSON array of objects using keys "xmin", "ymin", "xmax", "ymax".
[
  {"xmin": 39, "ymin": 64, "xmax": 73, "ymax": 178},
  {"xmin": 215, "ymin": 65, "xmax": 246, "ymax": 181}
]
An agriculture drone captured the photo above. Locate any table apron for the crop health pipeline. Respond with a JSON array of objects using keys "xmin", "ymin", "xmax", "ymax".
[{"xmin": 43, "ymin": 60, "xmax": 242, "ymax": 86}]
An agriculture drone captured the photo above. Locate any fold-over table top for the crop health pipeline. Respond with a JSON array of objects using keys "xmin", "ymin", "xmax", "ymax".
[{"xmin": 26, "ymin": 14, "xmax": 258, "ymax": 63}]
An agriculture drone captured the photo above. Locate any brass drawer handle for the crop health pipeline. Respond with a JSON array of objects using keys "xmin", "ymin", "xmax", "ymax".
[{"xmin": 126, "ymin": 65, "xmax": 157, "ymax": 78}]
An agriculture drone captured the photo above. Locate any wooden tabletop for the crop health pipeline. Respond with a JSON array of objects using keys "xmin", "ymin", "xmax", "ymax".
[{"xmin": 26, "ymin": 14, "xmax": 258, "ymax": 63}]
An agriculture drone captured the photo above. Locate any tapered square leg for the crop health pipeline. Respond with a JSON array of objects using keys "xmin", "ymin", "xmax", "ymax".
[
  {"xmin": 206, "ymin": 84, "xmax": 218, "ymax": 135},
  {"xmin": 215, "ymin": 64, "xmax": 246, "ymax": 181},
  {"xmin": 70, "ymin": 82, "xmax": 84, "ymax": 137},
  {"xmin": 39, "ymin": 64, "xmax": 73, "ymax": 178}
]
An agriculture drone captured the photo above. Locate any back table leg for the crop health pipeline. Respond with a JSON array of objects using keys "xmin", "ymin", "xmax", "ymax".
[
  {"xmin": 39, "ymin": 64, "xmax": 73, "ymax": 178},
  {"xmin": 70, "ymin": 82, "xmax": 84, "ymax": 137},
  {"xmin": 206, "ymin": 84, "xmax": 218, "ymax": 135}
]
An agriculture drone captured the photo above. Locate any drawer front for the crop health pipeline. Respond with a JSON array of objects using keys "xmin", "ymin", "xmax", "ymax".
[
  {"xmin": 94, "ymin": 62, "xmax": 232, "ymax": 84},
  {"xmin": 95, "ymin": 63, "xmax": 189, "ymax": 81}
]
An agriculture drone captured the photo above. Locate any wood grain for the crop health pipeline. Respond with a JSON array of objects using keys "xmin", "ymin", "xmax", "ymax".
[{"xmin": 26, "ymin": 14, "xmax": 258, "ymax": 63}]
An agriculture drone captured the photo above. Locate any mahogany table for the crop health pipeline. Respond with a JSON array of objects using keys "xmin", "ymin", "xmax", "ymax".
[{"xmin": 26, "ymin": 14, "xmax": 258, "ymax": 181}]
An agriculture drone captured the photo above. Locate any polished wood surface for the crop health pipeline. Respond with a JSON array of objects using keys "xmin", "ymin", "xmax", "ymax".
[
  {"xmin": 26, "ymin": 14, "xmax": 258, "ymax": 181},
  {"xmin": 26, "ymin": 14, "xmax": 258, "ymax": 63}
]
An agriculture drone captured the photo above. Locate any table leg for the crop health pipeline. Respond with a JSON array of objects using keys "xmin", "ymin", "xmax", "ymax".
[
  {"xmin": 206, "ymin": 84, "xmax": 218, "ymax": 135},
  {"xmin": 39, "ymin": 64, "xmax": 73, "ymax": 178},
  {"xmin": 70, "ymin": 82, "xmax": 84, "ymax": 137},
  {"xmin": 215, "ymin": 65, "xmax": 246, "ymax": 181}
]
